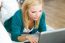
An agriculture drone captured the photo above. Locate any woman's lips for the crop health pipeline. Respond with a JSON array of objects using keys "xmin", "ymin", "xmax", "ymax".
[{"xmin": 34, "ymin": 17, "xmax": 39, "ymax": 20}]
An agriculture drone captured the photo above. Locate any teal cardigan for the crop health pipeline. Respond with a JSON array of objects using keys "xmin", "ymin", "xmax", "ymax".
[{"xmin": 4, "ymin": 9, "xmax": 46, "ymax": 42}]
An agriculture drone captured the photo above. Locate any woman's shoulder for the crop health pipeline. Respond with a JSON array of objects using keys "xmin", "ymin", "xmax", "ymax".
[
  {"xmin": 42, "ymin": 10, "xmax": 46, "ymax": 16},
  {"xmin": 11, "ymin": 9, "xmax": 23, "ymax": 20},
  {"xmin": 4, "ymin": 9, "xmax": 23, "ymax": 24},
  {"xmin": 14, "ymin": 9, "xmax": 22, "ymax": 16},
  {"xmin": 41, "ymin": 11, "xmax": 46, "ymax": 19}
]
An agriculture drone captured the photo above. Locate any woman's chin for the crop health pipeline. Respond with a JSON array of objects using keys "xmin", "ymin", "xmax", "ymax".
[{"xmin": 33, "ymin": 18, "xmax": 38, "ymax": 21}]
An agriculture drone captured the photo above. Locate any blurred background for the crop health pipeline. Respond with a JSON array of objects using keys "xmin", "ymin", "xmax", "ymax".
[{"xmin": 45, "ymin": 0, "xmax": 65, "ymax": 29}]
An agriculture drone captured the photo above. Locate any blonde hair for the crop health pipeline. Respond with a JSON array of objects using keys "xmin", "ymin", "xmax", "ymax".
[{"xmin": 22, "ymin": 0, "xmax": 44, "ymax": 29}]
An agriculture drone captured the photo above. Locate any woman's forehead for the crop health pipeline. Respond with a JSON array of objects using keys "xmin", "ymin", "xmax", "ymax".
[{"xmin": 29, "ymin": 4, "xmax": 42, "ymax": 11}]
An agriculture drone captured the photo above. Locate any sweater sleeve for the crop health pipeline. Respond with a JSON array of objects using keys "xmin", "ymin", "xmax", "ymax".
[
  {"xmin": 11, "ymin": 9, "xmax": 24, "ymax": 42},
  {"xmin": 38, "ymin": 11, "xmax": 46, "ymax": 32}
]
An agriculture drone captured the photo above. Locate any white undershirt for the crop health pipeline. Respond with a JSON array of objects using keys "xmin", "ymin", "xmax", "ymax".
[{"xmin": 23, "ymin": 28, "xmax": 34, "ymax": 33}]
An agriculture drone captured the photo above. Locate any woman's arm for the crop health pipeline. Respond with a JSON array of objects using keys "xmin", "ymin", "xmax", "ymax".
[
  {"xmin": 11, "ymin": 9, "xmax": 33, "ymax": 42},
  {"xmin": 18, "ymin": 34, "xmax": 38, "ymax": 43},
  {"xmin": 8, "ymin": 9, "xmax": 35, "ymax": 42},
  {"xmin": 18, "ymin": 34, "xmax": 27, "ymax": 42},
  {"xmin": 38, "ymin": 11, "xmax": 46, "ymax": 32},
  {"xmin": 11, "ymin": 9, "xmax": 24, "ymax": 42}
]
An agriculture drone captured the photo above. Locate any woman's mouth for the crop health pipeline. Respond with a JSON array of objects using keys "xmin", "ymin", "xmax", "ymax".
[{"xmin": 34, "ymin": 17, "xmax": 39, "ymax": 20}]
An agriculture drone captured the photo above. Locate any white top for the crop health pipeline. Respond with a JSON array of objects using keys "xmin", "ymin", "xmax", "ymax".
[{"xmin": 23, "ymin": 28, "xmax": 34, "ymax": 33}]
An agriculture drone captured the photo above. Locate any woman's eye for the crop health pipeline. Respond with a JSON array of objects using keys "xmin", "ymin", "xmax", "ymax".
[
  {"xmin": 39, "ymin": 10, "xmax": 42, "ymax": 12},
  {"xmin": 32, "ymin": 11, "xmax": 36, "ymax": 13}
]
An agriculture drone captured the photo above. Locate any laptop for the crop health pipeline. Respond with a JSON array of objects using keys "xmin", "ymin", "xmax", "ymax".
[{"xmin": 38, "ymin": 29, "xmax": 65, "ymax": 43}]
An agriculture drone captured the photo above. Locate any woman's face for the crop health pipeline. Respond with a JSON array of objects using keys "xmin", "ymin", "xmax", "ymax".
[{"xmin": 28, "ymin": 4, "xmax": 42, "ymax": 21}]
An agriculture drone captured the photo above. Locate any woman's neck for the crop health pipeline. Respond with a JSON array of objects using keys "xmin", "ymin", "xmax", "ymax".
[{"xmin": 28, "ymin": 19, "xmax": 34, "ymax": 30}]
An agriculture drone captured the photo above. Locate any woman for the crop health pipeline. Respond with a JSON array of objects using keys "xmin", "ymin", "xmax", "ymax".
[{"xmin": 4, "ymin": 0, "xmax": 46, "ymax": 43}]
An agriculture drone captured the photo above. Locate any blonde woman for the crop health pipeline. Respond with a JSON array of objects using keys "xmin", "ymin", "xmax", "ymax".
[{"xmin": 4, "ymin": 0, "xmax": 46, "ymax": 43}]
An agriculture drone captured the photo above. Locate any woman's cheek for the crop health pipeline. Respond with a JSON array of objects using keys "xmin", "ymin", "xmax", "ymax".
[
  {"xmin": 29, "ymin": 13, "xmax": 34, "ymax": 19},
  {"xmin": 37, "ymin": 13, "xmax": 42, "ymax": 17}
]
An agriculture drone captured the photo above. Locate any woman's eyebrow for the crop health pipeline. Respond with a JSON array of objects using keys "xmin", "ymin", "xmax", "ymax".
[
  {"xmin": 31, "ymin": 10, "xmax": 36, "ymax": 12},
  {"xmin": 31, "ymin": 11, "xmax": 36, "ymax": 13}
]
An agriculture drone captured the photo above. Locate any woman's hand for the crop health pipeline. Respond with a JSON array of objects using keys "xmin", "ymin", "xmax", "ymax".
[{"xmin": 26, "ymin": 35, "xmax": 38, "ymax": 43}]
